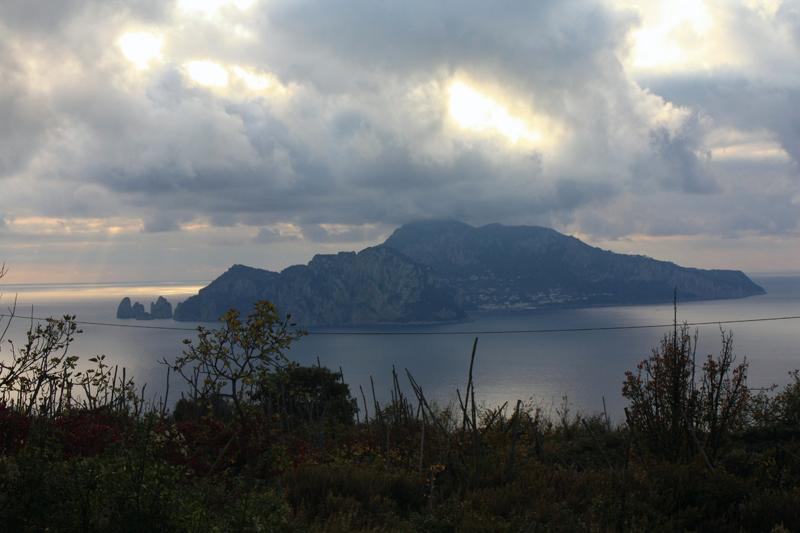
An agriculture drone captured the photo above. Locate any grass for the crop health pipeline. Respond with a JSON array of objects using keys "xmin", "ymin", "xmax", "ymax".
[{"xmin": 1, "ymin": 304, "xmax": 800, "ymax": 531}]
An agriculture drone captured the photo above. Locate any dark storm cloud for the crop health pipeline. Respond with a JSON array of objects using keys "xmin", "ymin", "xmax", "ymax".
[
  {"xmin": 0, "ymin": 0, "xmax": 175, "ymax": 182},
  {"xmin": 265, "ymin": 0, "xmax": 631, "ymax": 88},
  {"xmin": 642, "ymin": 74, "xmax": 800, "ymax": 167},
  {"xmin": 0, "ymin": 0, "xmax": 798, "ymax": 276},
  {"xmin": 142, "ymin": 212, "xmax": 181, "ymax": 233},
  {"xmin": 295, "ymin": 224, "xmax": 387, "ymax": 244},
  {"xmin": 0, "ymin": 0, "xmax": 170, "ymax": 32},
  {"xmin": 253, "ymin": 226, "xmax": 301, "ymax": 244},
  {"xmin": 55, "ymin": 0, "xmax": 642, "ymax": 231},
  {"xmin": 0, "ymin": 41, "xmax": 48, "ymax": 178},
  {"xmin": 554, "ymin": 179, "xmax": 619, "ymax": 210},
  {"xmin": 640, "ymin": 123, "xmax": 718, "ymax": 194}
]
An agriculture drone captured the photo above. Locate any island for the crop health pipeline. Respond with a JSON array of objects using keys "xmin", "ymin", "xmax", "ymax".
[{"xmin": 172, "ymin": 220, "xmax": 765, "ymax": 326}]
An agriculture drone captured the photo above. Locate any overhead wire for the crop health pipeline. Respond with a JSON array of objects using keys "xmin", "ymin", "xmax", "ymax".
[{"xmin": 1, "ymin": 312, "xmax": 799, "ymax": 336}]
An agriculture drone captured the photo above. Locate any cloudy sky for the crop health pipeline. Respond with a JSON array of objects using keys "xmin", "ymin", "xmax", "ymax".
[{"xmin": 0, "ymin": 0, "xmax": 798, "ymax": 283}]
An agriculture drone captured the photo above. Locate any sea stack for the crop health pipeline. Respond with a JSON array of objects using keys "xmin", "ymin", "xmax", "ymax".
[
  {"xmin": 116, "ymin": 297, "xmax": 134, "ymax": 319},
  {"xmin": 150, "ymin": 296, "xmax": 173, "ymax": 319},
  {"xmin": 131, "ymin": 302, "xmax": 150, "ymax": 320},
  {"xmin": 117, "ymin": 296, "xmax": 173, "ymax": 320}
]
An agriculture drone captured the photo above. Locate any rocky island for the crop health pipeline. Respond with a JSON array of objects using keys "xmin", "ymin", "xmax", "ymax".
[
  {"xmin": 117, "ymin": 296, "xmax": 173, "ymax": 320},
  {"xmin": 384, "ymin": 220, "xmax": 765, "ymax": 310},
  {"xmin": 172, "ymin": 220, "xmax": 765, "ymax": 326},
  {"xmin": 174, "ymin": 246, "xmax": 464, "ymax": 325}
]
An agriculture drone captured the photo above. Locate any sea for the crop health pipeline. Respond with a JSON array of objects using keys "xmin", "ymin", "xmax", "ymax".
[{"xmin": 1, "ymin": 275, "xmax": 798, "ymax": 422}]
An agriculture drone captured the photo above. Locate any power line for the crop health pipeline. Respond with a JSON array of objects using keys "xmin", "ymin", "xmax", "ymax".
[
  {"xmin": 0, "ymin": 313, "xmax": 197, "ymax": 332},
  {"xmin": 308, "ymin": 315, "xmax": 800, "ymax": 336},
  {"xmin": 1, "ymin": 312, "xmax": 800, "ymax": 336}
]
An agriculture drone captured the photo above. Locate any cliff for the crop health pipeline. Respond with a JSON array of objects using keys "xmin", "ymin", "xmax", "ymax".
[
  {"xmin": 174, "ymin": 246, "xmax": 465, "ymax": 325},
  {"xmin": 173, "ymin": 220, "xmax": 765, "ymax": 324}
]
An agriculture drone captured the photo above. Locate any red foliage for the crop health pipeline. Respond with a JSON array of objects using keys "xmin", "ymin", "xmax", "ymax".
[
  {"xmin": 0, "ymin": 403, "xmax": 30, "ymax": 454},
  {"xmin": 289, "ymin": 435, "xmax": 312, "ymax": 466},
  {"xmin": 55, "ymin": 410, "xmax": 126, "ymax": 458},
  {"xmin": 169, "ymin": 417, "xmax": 239, "ymax": 474}
]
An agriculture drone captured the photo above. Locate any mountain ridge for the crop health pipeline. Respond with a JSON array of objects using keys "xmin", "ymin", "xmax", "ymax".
[
  {"xmin": 174, "ymin": 245, "xmax": 465, "ymax": 325},
  {"xmin": 174, "ymin": 220, "xmax": 765, "ymax": 325},
  {"xmin": 383, "ymin": 220, "xmax": 764, "ymax": 310}
]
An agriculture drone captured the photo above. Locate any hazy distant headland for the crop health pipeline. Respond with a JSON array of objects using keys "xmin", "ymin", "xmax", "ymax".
[{"xmin": 171, "ymin": 220, "xmax": 765, "ymax": 326}]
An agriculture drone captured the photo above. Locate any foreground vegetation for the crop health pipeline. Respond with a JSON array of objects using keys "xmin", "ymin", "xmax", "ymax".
[{"xmin": 1, "ymin": 291, "xmax": 800, "ymax": 530}]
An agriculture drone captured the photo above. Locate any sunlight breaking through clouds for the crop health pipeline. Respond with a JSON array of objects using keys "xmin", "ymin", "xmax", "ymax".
[
  {"xmin": 7, "ymin": 217, "xmax": 144, "ymax": 236},
  {"xmin": 118, "ymin": 32, "xmax": 163, "ymax": 70},
  {"xmin": 177, "ymin": 0, "xmax": 256, "ymax": 17},
  {"xmin": 745, "ymin": 0, "xmax": 783, "ymax": 17},
  {"xmin": 3, "ymin": 0, "xmax": 800, "ymax": 281},
  {"xmin": 448, "ymin": 81, "xmax": 542, "ymax": 146},
  {"xmin": 623, "ymin": 0, "xmax": 723, "ymax": 71},
  {"xmin": 706, "ymin": 128, "xmax": 791, "ymax": 162},
  {"xmin": 232, "ymin": 66, "xmax": 272, "ymax": 91},
  {"xmin": 184, "ymin": 60, "xmax": 230, "ymax": 87},
  {"xmin": 182, "ymin": 62, "xmax": 291, "ymax": 96}
]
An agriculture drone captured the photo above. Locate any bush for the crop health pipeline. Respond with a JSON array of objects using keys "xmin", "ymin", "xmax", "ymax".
[
  {"xmin": 0, "ymin": 403, "xmax": 30, "ymax": 454},
  {"xmin": 257, "ymin": 363, "xmax": 358, "ymax": 428},
  {"xmin": 284, "ymin": 463, "xmax": 426, "ymax": 526},
  {"xmin": 623, "ymin": 325, "xmax": 749, "ymax": 461},
  {"xmin": 172, "ymin": 301, "xmax": 304, "ymax": 426},
  {"xmin": 770, "ymin": 370, "xmax": 800, "ymax": 427}
]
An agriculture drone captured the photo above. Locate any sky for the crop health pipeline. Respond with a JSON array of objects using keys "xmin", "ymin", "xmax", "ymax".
[{"xmin": 0, "ymin": 0, "xmax": 798, "ymax": 283}]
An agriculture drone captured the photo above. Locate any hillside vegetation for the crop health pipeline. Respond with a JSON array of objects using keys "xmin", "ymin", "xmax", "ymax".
[{"xmin": 2, "ymin": 298, "xmax": 800, "ymax": 531}]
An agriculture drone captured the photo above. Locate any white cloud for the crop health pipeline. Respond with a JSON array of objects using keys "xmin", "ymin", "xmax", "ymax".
[{"xmin": 0, "ymin": 0, "xmax": 798, "ymax": 280}]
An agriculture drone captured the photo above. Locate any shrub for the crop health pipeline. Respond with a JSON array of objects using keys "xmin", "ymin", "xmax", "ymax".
[
  {"xmin": 284, "ymin": 463, "xmax": 426, "ymax": 525},
  {"xmin": 770, "ymin": 370, "xmax": 800, "ymax": 427},
  {"xmin": 0, "ymin": 403, "xmax": 30, "ymax": 454},
  {"xmin": 623, "ymin": 325, "xmax": 749, "ymax": 461},
  {"xmin": 54, "ymin": 409, "xmax": 127, "ymax": 458},
  {"xmin": 256, "ymin": 363, "xmax": 358, "ymax": 428},
  {"xmin": 172, "ymin": 301, "xmax": 304, "ymax": 426}
]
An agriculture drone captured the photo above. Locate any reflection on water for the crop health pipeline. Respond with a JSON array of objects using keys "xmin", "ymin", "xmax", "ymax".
[{"xmin": 1, "ymin": 276, "xmax": 799, "ymax": 420}]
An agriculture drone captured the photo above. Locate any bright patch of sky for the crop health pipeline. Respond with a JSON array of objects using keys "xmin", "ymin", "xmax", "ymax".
[
  {"xmin": 184, "ymin": 60, "xmax": 230, "ymax": 87},
  {"xmin": 118, "ymin": 32, "xmax": 163, "ymax": 70},
  {"xmin": 0, "ymin": 0, "xmax": 798, "ymax": 282},
  {"xmin": 448, "ymin": 82, "xmax": 542, "ymax": 145}
]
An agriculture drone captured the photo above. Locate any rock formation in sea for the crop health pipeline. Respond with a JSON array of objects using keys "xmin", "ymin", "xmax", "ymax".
[
  {"xmin": 150, "ymin": 296, "xmax": 173, "ymax": 319},
  {"xmin": 116, "ymin": 296, "xmax": 173, "ymax": 320},
  {"xmin": 116, "ymin": 297, "xmax": 134, "ymax": 319},
  {"xmin": 131, "ymin": 302, "xmax": 149, "ymax": 320}
]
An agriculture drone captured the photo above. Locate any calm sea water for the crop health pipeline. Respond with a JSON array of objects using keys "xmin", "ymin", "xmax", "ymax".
[{"xmin": 1, "ymin": 276, "xmax": 798, "ymax": 421}]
